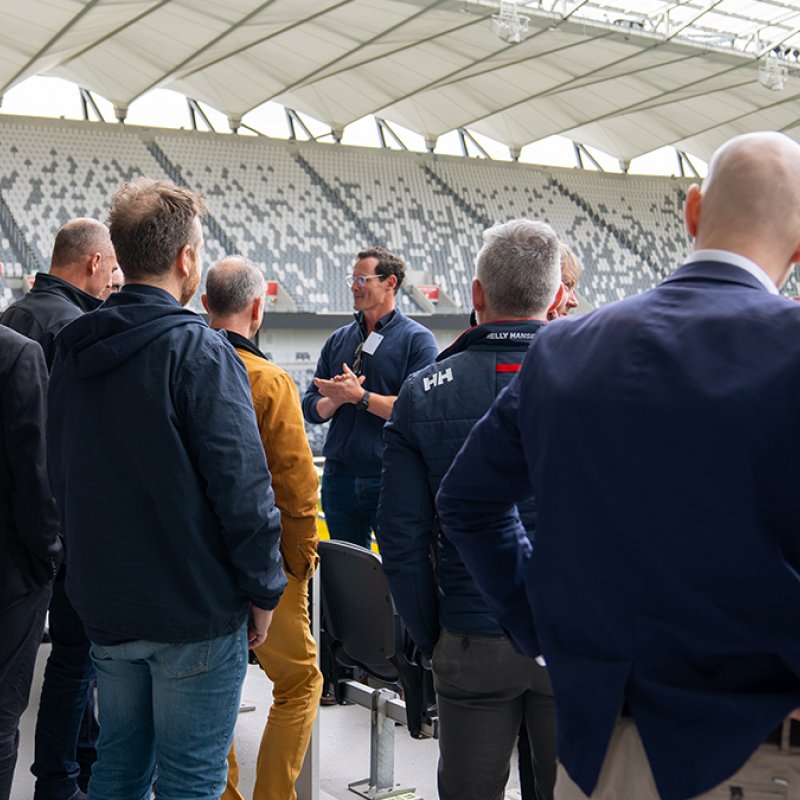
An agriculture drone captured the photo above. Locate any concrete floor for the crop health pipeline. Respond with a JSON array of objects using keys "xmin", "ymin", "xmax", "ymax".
[{"xmin": 11, "ymin": 644, "xmax": 524, "ymax": 800}]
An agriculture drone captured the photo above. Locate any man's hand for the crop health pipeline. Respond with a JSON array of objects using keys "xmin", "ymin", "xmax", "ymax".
[
  {"xmin": 313, "ymin": 363, "xmax": 366, "ymax": 406},
  {"xmin": 248, "ymin": 605, "xmax": 274, "ymax": 648}
]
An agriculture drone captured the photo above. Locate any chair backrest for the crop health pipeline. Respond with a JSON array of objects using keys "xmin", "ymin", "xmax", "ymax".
[
  {"xmin": 318, "ymin": 540, "xmax": 399, "ymax": 678},
  {"xmin": 319, "ymin": 539, "xmax": 437, "ymax": 738}
]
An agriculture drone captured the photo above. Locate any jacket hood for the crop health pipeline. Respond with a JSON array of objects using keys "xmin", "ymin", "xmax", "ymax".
[{"xmin": 55, "ymin": 285, "xmax": 207, "ymax": 378}]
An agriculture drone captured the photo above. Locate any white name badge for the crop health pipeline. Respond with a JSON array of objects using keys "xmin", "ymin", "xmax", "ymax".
[{"xmin": 362, "ymin": 331, "xmax": 384, "ymax": 355}]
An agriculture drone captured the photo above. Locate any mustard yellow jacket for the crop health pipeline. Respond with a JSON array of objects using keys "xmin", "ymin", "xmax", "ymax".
[{"xmin": 236, "ymin": 344, "xmax": 319, "ymax": 580}]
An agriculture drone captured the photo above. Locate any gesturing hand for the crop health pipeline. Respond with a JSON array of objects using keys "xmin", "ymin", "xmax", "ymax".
[{"xmin": 313, "ymin": 362, "xmax": 366, "ymax": 405}]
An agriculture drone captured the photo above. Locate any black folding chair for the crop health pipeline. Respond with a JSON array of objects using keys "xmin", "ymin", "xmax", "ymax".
[{"xmin": 318, "ymin": 539, "xmax": 436, "ymax": 738}]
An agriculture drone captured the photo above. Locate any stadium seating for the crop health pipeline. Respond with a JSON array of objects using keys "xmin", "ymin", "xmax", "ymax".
[
  {"xmin": 152, "ymin": 132, "xmax": 363, "ymax": 312},
  {"xmin": 7, "ymin": 114, "xmax": 799, "ymax": 448},
  {"xmin": 0, "ymin": 116, "xmax": 716, "ymax": 315},
  {"xmin": 301, "ymin": 146, "xmax": 481, "ymax": 310},
  {"xmin": 0, "ymin": 119, "xmax": 228, "ymax": 312}
]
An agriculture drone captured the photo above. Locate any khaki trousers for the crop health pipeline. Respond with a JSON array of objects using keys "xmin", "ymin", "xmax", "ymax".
[
  {"xmin": 223, "ymin": 574, "xmax": 323, "ymax": 800},
  {"xmin": 556, "ymin": 717, "xmax": 800, "ymax": 800}
]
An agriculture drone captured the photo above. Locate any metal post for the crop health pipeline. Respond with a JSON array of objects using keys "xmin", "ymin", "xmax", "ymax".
[{"xmin": 370, "ymin": 689, "xmax": 396, "ymax": 792}]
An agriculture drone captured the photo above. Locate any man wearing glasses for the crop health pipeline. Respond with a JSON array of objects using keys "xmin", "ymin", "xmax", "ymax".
[{"xmin": 302, "ymin": 247, "xmax": 438, "ymax": 550}]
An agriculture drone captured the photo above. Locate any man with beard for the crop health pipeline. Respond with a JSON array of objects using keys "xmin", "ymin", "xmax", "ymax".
[{"xmin": 46, "ymin": 178, "xmax": 286, "ymax": 799}]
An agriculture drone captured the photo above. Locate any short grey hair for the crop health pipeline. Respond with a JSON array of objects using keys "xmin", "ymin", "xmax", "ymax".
[
  {"xmin": 204, "ymin": 256, "xmax": 266, "ymax": 316},
  {"xmin": 476, "ymin": 219, "xmax": 561, "ymax": 318}
]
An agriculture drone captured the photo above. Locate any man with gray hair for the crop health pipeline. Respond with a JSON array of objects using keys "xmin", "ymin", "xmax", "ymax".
[
  {"xmin": 377, "ymin": 218, "xmax": 562, "ymax": 800},
  {"xmin": 202, "ymin": 257, "xmax": 323, "ymax": 800}
]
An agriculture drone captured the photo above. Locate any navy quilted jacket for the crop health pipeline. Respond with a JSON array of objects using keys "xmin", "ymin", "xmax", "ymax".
[{"xmin": 377, "ymin": 319, "xmax": 543, "ymax": 656}]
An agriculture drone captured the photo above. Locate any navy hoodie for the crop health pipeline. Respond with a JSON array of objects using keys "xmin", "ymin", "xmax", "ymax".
[{"xmin": 48, "ymin": 284, "xmax": 286, "ymax": 644}]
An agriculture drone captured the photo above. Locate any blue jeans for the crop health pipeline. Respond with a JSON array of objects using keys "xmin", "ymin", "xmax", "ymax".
[
  {"xmin": 88, "ymin": 625, "xmax": 248, "ymax": 800},
  {"xmin": 33, "ymin": 568, "xmax": 95, "ymax": 800},
  {"xmin": 321, "ymin": 469, "xmax": 380, "ymax": 549}
]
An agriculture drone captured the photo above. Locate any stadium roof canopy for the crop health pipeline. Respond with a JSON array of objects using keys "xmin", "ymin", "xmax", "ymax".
[{"xmin": 2, "ymin": 0, "xmax": 799, "ymax": 163}]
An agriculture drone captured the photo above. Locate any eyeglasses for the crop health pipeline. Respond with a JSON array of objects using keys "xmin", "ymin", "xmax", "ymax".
[{"xmin": 346, "ymin": 274, "xmax": 385, "ymax": 288}]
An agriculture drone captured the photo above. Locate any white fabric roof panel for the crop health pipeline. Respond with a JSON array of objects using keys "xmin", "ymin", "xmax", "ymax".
[{"xmin": 1, "ymin": 0, "xmax": 799, "ymax": 161}]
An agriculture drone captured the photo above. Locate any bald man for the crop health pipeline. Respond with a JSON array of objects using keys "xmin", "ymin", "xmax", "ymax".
[
  {"xmin": 0, "ymin": 218, "xmax": 118, "ymax": 367},
  {"xmin": 202, "ymin": 257, "xmax": 322, "ymax": 800},
  {"xmin": 436, "ymin": 132, "xmax": 800, "ymax": 800},
  {"xmin": 0, "ymin": 218, "xmax": 117, "ymax": 800}
]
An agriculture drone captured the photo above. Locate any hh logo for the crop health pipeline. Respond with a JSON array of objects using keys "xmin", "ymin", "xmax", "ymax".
[{"xmin": 423, "ymin": 368, "xmax": 454, "ymax": 392}]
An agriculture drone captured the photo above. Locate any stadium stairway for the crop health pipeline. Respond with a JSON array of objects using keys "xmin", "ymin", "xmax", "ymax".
[
  {"xmin": 547, "ymin": 176, "xmax": 665, "ymax": 283},
  {"xmin": 146, "ymin": 141, "xmax": 239, "ymax": 257},
  {"xmin": 421, "ymin": 164, "xmax": 492, "ymax": 231},
  {"xmin": 0, "ymin": 191, "xmax": 45, "ymax": 274},
  {"xmin": 294, "ymin": 153, "xmax": 378, "ymax": 247}
]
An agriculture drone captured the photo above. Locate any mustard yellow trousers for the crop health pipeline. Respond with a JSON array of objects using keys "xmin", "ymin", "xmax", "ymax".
[{"xmin": 223, "ymin": 574, "xmax": 323, "ymax": 800}]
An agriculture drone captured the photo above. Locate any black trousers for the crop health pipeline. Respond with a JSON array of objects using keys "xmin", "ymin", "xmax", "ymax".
[
  {"xmin": 0, "ymin": 582, "xmax": 52, "ymax": 800},
  {"xmin": 432, "ymin": 629, "xmax": 557, "ymax": 800},
  {"xmin": 32, "ymin": 568, "xmax": 95, "ymax": 800}
]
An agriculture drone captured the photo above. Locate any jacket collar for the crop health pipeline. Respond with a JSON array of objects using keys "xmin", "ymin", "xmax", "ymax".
[
  {"xmin": 662, "ymin": 261, "xmax": 770, "ymax": 293},
  {"xmin": 224, "ymin": 329, "xmax": 268, "ymax": 361},
  {"xmin": 437, "ymin": 319, "xmax": 545, "ymax": 362},
  {"xmin": 31, "ymin": 272, "xmax": 102, "ymax": 313}
]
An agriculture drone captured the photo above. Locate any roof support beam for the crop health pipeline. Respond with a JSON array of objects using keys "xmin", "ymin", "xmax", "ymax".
[
  {"xmin": 179, "ymin": 1, "xmax": 353, "ymax": 83},
  {"xmin": 134, "ymin": 0, "xmax": 282, "ymax": 98},
  {"xmin": 63, "ymin": 0, "xmax": 172, "ymax": 68},
  {"xmin": 272, "ymin": 0, "xmax": 453, "ymax": 98},
  {"xmin": 573, "ymin": 142, "xmax": 604, "ymax": 171},
  {"xmin": 0, "ymin": 0, "xmax": 103, "ymax": 95},
  {"xmin": 665, "ymin": 0, "xmax": 726, "ymax": 42},
  {"xmin": 285, "ymin": 108, "xmax": 314, "ymax": 142},
  {"xmin": 676, "ymin": 149, "xmax": 701, "ymax": 177},
  {"xmin": 458, "ymin": 128, "xmax": 491, "ymax": 159},
  {"xmin": 375, "ymin": 119, "xmax": 408, "ymax": 151},
  {"xmin": 79, "ymin": 88, "xmax": 105, "ymax": 123},
  {"xmin": 187, "ymin": 99, "xmax": 215, "ymax": 132}
]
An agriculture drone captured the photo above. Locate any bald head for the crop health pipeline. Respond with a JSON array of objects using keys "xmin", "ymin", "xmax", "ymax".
[
  {"xmin": 203, "ymin": 256, "xmax": 266, "ymax": 337},
  {"xmin": 50, "ymin": 218, "xmax": 118, "ymax": 298},
  {"xmin": 685, "ymin": 132, "xmax": 800, "ymax": 287}
]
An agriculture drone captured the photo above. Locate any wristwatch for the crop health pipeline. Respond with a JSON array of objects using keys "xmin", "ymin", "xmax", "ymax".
[{"xmin": 357, "ymin": 390, "xmax": 371, "ymax": 411}]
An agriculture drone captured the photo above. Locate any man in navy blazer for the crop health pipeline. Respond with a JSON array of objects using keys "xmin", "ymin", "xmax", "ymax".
[{"xmin": 436, "ymin": 131, "xmax": 800, "ymax": 800}]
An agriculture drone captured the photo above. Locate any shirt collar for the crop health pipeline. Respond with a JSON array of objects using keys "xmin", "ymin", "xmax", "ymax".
[
  {"xmin": 685, "ymin": 249, "xmax": 779, "ymax": 295},
  {"xmin": 355, "ymin": 309, "xmax": 397, "ymax": 336}
]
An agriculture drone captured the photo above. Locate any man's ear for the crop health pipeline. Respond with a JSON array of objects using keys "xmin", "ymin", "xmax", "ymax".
[
  {"xmin": 471, "ymin": 278, "xmax": 486, "ymax": 312},
  {"xmin": 88, "ymin": 252, "xmax": 102, "ymax": 275},
  {"xmin": 684, "ymin": 184, "xmax": 702, "ymax": 238},
  {"xmin": 200, "ymin": 293, "xmax": 210, "ymax": 314},
  {"xmin": 252, "ymin": 295, "xmax": 264, "ymax": 324},
  {"xmin": 175, "ymin": 243, "xmax": 193, "ymax": 277}
]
